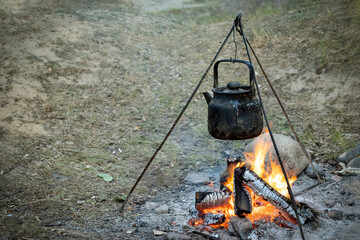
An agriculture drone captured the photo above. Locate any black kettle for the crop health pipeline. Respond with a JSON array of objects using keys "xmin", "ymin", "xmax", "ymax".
[{"xmin": 203, "ymin": 59, "xmax": 263, "ymax": 140}]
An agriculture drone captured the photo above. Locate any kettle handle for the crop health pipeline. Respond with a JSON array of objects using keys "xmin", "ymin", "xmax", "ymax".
[{"xmin": 213, "ymin": 59, "xmax": 255, "ymax": 94}]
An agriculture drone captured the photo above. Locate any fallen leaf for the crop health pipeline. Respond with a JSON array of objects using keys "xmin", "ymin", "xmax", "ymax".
[
  {"xmin": 97, "ymin": 173, "xmax": 113, "ymax": 182},
  {"xmin": 113, "ymin": 195, "xmax": 127, "ymax": 203}
]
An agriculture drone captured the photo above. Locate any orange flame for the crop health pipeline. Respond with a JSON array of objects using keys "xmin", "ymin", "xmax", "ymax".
[
  {"xmin": 200, "ymin": 129, "xmax": 297, "ymax": 228},
  {"xmin": 241, "ymin": 131, "xmax": 297, "ymax": 224}
]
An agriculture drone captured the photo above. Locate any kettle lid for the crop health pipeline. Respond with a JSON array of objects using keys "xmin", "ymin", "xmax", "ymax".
[
  {"xmin": 213, "ymin": 81, "xmax": 251, "ymax": 94},
  {"xmin": 227, "ymin": 82, "xmax": 242, "ymax": 89}
]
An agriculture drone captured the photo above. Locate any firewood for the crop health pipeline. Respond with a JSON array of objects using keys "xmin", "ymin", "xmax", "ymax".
[
  {"xmin": 220, "ymin": 154, "xmax": 246, "ymax": 192},
  {"xmin": 195, "ymin": 191, "xmax": 231, "ymax": 212},
  {"xmin": 233, "ymin": 170, "xmax": 252, "ymax": 215},
  {"xmin": 234, "ymin": 167, "xmax": 314, "ymax": 224}
]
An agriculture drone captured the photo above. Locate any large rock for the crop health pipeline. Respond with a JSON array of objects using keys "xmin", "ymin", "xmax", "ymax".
[
  {"xmin": 305, "ymin": 163, "xmax": 325, "ymax": 179},
  {"xmin": 348, "ymin": 156, "xmax": 360, "ymax": 168},
  {"xmin": 337, "ymin": 144, "xmax": 360, "ymax": 164},
  {"xmin": 244, "ymin": 133, "xmax": 310, "ymax": 178}
]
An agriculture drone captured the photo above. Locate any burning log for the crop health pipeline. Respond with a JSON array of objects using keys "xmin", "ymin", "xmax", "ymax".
[
  {"xmin": 233, "ymin": 170, "xmax": 252, "ymax": 216},
  {"xmin": 220, "ymin": 154, "xmax": 245, "ymax": 192},
  {"xmin": 234, "ymin": 167, "xmax": 314, "ymax": 224},
  {"xmin": 195, "ymin": 191, "xmax": 231, "ymax": 212}
]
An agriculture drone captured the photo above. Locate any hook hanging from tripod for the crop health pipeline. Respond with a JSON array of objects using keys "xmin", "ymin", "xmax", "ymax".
[{"xmin": 234, "ymin": 12, "xmax": 243, "ymax": 35}]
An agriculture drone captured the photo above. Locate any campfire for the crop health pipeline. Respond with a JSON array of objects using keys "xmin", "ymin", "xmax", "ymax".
[{"xmin": 189, "ymin": 130, "xmax": 314, "ymax": 228}]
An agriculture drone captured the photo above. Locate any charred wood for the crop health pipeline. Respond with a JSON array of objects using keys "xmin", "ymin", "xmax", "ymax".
[
  {"xmin": 220, "ymin": 154, "xmax": 246, "ymax": 192},
  {"xmin": 227, "ymin": 154, "xmax": 246, "ymax": 164},
  {"xmin": 195, "ymin": 191, "xmax": 231, "ymax": 212},
  {"xmin": 188, "ymin": 217, "xmax": 203, "ymax": 226},
  {"xmin": 273, "ymin": 216, "xmax": 298, "ymax": 229},
  {"xmin": 234, "ymin": 167, "xmax": 314, "ymax": 224},
  {"xmin": 204, "ymin": 213, "xmax": 226, "ymax": 225},
  {"xmin": 233, "ymin": 170, "xmax": 252, "ymax": 215}
]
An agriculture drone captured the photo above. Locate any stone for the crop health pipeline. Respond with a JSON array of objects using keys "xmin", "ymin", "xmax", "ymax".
[
  {"xmin": 337, "ymin": 145, "xmax": 360, "ymax": 164},
  {"xmin": 125, "ymin": 227, "xmax": 137, "ymax": 234},
  {"xmin": 184, "ymin": 172, "xmax": 210, "ymax": 185},
  {"xmin": 348, "ymin": 156, "xmax": 360, "ymax": 168},
  {"xmin": 228, "ymin": 216, "xmax": 253, "ymax": 239},
  {"xmin": 166, "ymin": 232, "xmax": 191, "ymax": 240},
  {"xmin": 153, "ymin": 230, "xmax": 166, "ymax": 236},
  {"xmin": 331, "ymin": 175, "xmax": 342, "ymax": 182},
  {"xmin": 155, "ymin": 205, "xmax": 170, "ymax": 214},
  {"xmin": 306, "ymin": 163, "xmax": 325, "ymax": 179},
  {"xmin": 244, "ymin": 133, "xmax": 310, "ymax": 178},
  {"xmin": 328, "ymin": 209, "xmax": 343, "ymax": 220}
]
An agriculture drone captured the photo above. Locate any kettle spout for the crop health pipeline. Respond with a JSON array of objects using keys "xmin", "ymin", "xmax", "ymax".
[{"xmin": 203, "ymin": 92, "xmax": 212, "ymax": 105}]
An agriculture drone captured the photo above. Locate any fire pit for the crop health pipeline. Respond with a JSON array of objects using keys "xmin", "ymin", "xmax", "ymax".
[{"xmin": 188, "ymin": 131, "xmax": 314, "ymax": 229}]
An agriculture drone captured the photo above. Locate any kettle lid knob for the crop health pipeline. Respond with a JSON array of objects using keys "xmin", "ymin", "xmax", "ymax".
[{"xmin": 227, "ymin": 82, "xmax": 242, "ymax": 90}]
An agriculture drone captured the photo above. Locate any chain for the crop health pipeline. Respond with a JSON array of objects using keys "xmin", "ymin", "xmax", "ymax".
[{"xmin": 232, "ymin": 22, "xmax": 237, "ymax": 61}]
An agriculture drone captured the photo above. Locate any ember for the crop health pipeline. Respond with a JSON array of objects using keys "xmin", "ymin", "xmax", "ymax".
[{"xmin": 190, "ymin": 131, "xmax": 314, "ymax": 228}]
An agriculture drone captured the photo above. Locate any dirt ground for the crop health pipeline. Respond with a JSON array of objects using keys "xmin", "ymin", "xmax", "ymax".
[{"xmin": 0, "ymin": 0, "xmax": 359, "ymax": 239}]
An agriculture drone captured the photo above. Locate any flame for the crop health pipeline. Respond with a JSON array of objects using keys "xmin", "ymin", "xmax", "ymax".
[
  {"xmin": 243, "ymin": 131, "xmax": 297, "ymax": 224},
  {"xmin": 198, "ymin": 129, "xmax": 297, "ymax": 228},
  {"xmin": 244, "ymin": 130, "xmax": 297, "ymax": 198}
]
